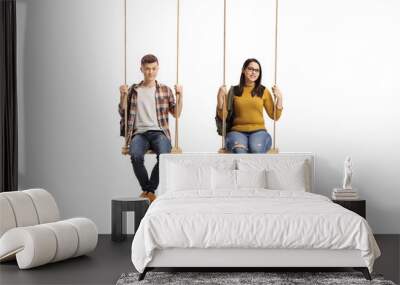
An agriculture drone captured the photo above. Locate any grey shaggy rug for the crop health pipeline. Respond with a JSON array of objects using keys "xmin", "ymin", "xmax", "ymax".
[{"xmin": 116, "ymin": 271, "xmax": 396, "ymax": 285}]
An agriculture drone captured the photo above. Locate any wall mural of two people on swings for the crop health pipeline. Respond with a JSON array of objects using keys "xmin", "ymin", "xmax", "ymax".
[{"xmin": 118, "ymin": 0, "xmax": 284, "ymax": 201}]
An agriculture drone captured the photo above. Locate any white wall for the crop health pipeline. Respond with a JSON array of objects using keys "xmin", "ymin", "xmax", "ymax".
[{"xmin": 17, "ymin": 0, "xmax": 400, "ymax": 234}]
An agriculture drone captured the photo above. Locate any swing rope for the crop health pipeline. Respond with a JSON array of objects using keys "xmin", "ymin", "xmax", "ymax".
[
  {"xmin": 218, "ymin": 0, "xmax": 228, "ymax": 153},
  {"xmin": 171, "ymin": 0, "xmax": 182, "ymax": 153},
  {"xmin": 122, "ymin": 0, "xmax": 129, "ymax": 155},
  {"xmin": 124, "ymin": 0, "xmax": 127, "ymax": 86},
  {"xmin": 268, "ymin": 0, "xmax": 280, "ymax": 154}
]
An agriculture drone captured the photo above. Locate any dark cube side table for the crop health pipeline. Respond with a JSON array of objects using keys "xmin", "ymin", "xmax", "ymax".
[
  {"xmin": 111, "ymin": 197, "xmax": 150, "ymax": 241},
  {"xmin": 332, "ymin": 199, "xmax": 366, "ymax": 219}
]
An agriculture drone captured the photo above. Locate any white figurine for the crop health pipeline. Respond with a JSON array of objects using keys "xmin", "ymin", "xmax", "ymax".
[{"xmin": 342, "ymin": 156, "xmax": 353, "ymax": 190}]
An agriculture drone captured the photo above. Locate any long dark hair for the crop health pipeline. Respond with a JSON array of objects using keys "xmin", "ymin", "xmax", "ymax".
[{"xmin": 233, "ymin": 58, "xmax": 264, "ymax": 97}]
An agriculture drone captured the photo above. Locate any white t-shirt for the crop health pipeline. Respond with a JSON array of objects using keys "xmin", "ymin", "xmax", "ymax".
[{"xmin": 134, "ymin": 86, "xmax": 162, "ymax": 134}]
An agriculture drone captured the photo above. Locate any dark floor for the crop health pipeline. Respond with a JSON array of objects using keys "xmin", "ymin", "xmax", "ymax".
[
  {"xmin": 0, "ymin": 235, "xmax": 134, "ymax": 285},
  {"xmin": 0, "ymin": 235, "xmax": 399, "ymax": 285}
]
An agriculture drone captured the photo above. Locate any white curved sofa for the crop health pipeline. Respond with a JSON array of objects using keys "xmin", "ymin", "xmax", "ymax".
[{"xmin": 0, "ymin": 188, "xmax": 98, "ymax": 269}]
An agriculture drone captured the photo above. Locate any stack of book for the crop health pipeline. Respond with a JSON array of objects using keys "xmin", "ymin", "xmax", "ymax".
[{"xmin": 332, "ymin": 188, "xmax": 359, "ymax": 200}]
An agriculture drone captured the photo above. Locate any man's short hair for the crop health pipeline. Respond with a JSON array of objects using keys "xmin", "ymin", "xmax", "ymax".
[{"xmin": 141, "ymin": 54, "xmax": 158, "ymax": 65}]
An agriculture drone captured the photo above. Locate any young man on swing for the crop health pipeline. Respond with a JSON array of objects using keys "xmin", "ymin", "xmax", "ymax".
[{"xmin": 119, "ymin": 54, "xmax": 183, "ymax": 202}]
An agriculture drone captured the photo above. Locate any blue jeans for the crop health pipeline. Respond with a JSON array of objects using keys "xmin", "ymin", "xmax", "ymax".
[
  {"xmin": 129, "ymin": 131, "xmax": 172, "ymax": 193},
  {"xmin": 226, "ymin": 130, "xmax": 272, "ymax": 153}
]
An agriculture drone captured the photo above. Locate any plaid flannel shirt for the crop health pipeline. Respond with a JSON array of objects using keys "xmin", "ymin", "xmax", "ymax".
[{"xmin": 119, "ymin": 81, "xmax": 176, "ymax": 144}]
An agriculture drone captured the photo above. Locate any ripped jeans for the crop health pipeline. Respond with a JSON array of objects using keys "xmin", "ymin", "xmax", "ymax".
[{"xmin": 226, "ymin": 130, "xmax": 272, "ymax": 153}]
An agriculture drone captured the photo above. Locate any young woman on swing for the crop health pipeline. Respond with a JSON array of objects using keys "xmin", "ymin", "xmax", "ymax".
[{"xmin": 216, "ymin": 58, "xmax": 283, "ymax": 153}]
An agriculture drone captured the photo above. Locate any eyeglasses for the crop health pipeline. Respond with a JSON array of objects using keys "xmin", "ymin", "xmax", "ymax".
[{"xmin": 246, "ymin": 67, "xmax": 260, "ymax": 73}]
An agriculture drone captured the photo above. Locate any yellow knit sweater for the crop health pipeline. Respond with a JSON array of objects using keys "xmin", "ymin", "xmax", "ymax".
[{"xmin": 218, "ymin": 86, "xmax": 282, "ymax": 132}]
